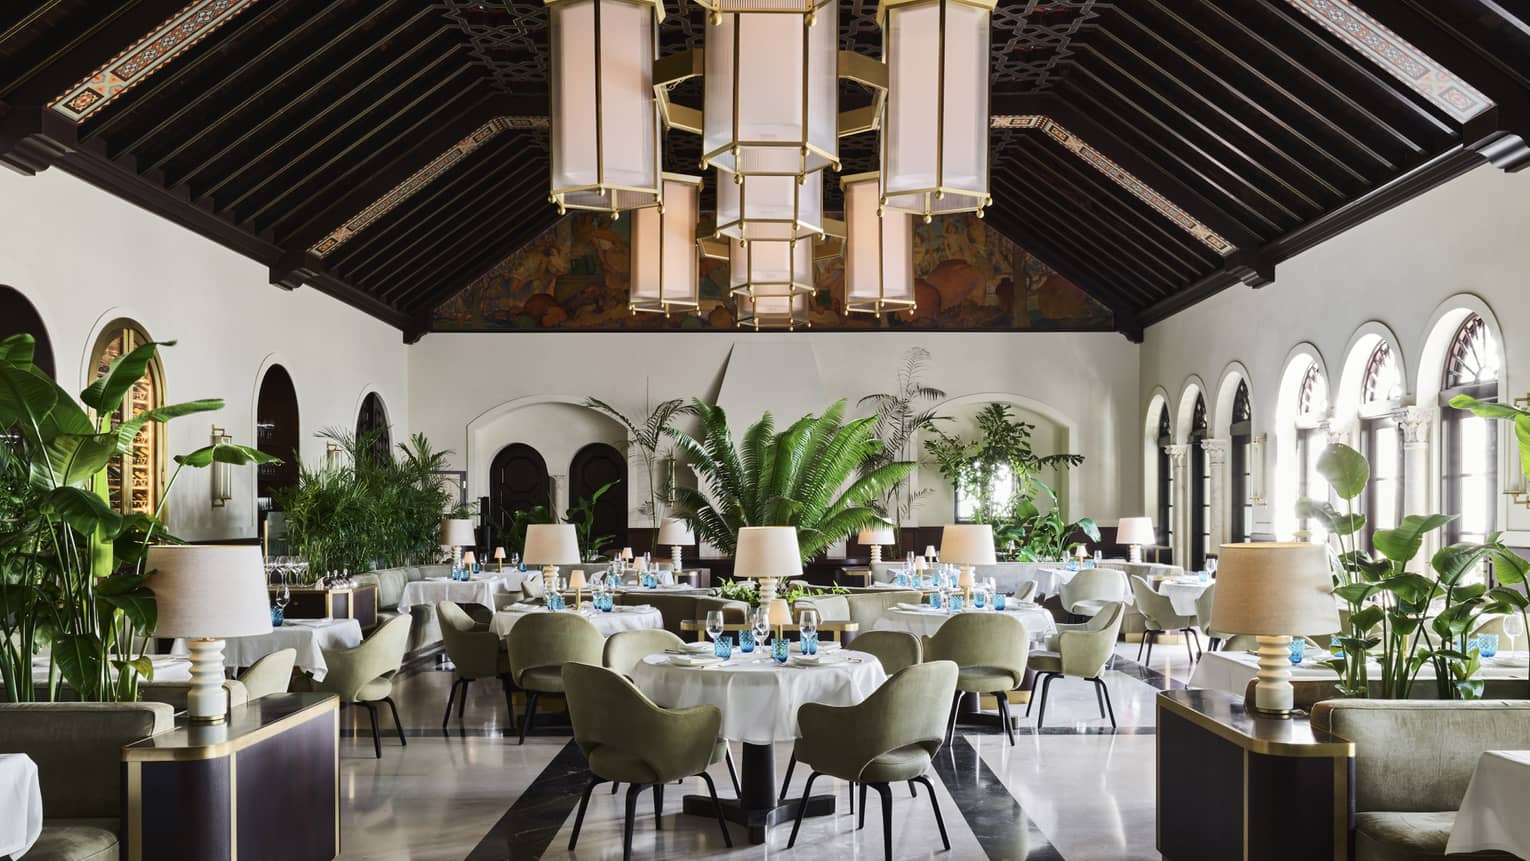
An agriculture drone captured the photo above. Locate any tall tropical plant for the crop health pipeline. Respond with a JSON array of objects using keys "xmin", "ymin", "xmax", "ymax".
[
  {"xmin": 584, "ymin": 394, "xmax": 695, "ymax": 531},
  {"xmin": 666, "ymin": 400, "xmax": 915, "ymax": 560},
  {"xmin": 0, "ymin": 334, "xmax": 275, "ymax": 703},
  {"xmin": 857, "ymin": 347, "xmax": 945, "ymax": 539}
]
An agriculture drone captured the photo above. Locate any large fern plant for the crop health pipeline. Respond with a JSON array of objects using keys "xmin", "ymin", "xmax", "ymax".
[{"xmin": 666, "ymin": 399, "xmax": 915, "ymax": 560}]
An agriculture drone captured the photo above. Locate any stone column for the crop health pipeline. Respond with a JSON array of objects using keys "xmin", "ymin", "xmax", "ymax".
[
  {"xmin": 1400, "ymin": 405, "xmax": 1437, "ymax": 552},
  {"xmin": 550, "ymin": 474, "xmax": 569, "ymax": 522},
  {"xmin": 1167, "ymin": 444, "xmax": 1190, "ymax": 566},
  {"xmin": 1203, "ymin": 439, "xmax": 1230, "ymax": 553}
]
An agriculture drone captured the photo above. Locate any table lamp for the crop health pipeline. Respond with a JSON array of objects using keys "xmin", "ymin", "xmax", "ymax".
[
  {"xmin": 657, "ymin": 517, "xmax": 695, "ymax": 573},
  {"xmin": 941, "ymin": 524, "xmax": 996, "ymax": 602},
  {"xmin": 857, "ymin": 525, "xmax": 895, "ymax": 564},
  {"xmin": 1074, "ymin": 544, "xmax": 1088, "ymax": 563},
  {"xmin": 621, "ymin": 546, "xmax": 634, "ymax": 566},
  {"xmin": 568, "ymin": 568, "xmax": 587, "ymax": 611},
  {"xmin": 440, "ymin": 517, "xmax": 476, "ymax": 569},
  {"xmin": 146, "ymin": 545, "xmax": 272, "ymax": 723},
  {"xmin": 462, "ymin": 550, "xmax": 477, "ymax": 574},
  {"xmin": 735, "ymin": 526, "xmax": 802, "ymax": 607},
  {"xmin": 1211, "ymin": 542, "xmax": 1340, "ymax": 716},
  {"xmin": 914, "ymin": 555, "xmax": 928, "ymax": 572},
  {"xmin": 924, "ymin": 544, "xmax": 938, "ymax": 563},
  {"xmin": 767, "ymin": 597, "xmax": 792, "ymax": 639},
  {"xmin": 1116, "ymin": 517, "xmax": 1156, "ymax": 564},
  {"xmin": 523, "ymin": 523, "xmax": 582, "ymax": 597},
  {"xmin": 494, "ymin": 546, "xmax": 507, "ymax": 572}
]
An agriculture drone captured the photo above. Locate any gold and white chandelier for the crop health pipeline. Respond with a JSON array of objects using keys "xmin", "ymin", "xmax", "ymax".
[
  {"xmin": 629, "ymin": 174, "xmax": 702, "ymax": 316},
  {"xmin": 841, "ymin": 172, "xmax": 916, "ymax": 317}
]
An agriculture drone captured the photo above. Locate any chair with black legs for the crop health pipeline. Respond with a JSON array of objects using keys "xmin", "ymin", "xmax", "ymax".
[
  {"xmin": 786, "ymin": 661, "xmax": 960, "ymax": 861},
  {"xmin": 923, "ymin": 613, "xmax": 1029, "ymax": 746},
  {"xmin": 437, "ymin": 602, "xmax": 517, "ymax": 732},
  {"xmin": 1131, "ymin": 575, "xmax": 1202, "ymax": 666},
  {"xmin": 1027, "ymin": 601, "xmax": 1125, "ymax": 728},
  {"xmin": 562, "ymin": 662, "xmax": 733, "ymax": 861},
  {"xmin": 312, "ymin": 615, "xmax": 411, "ymax": 758},
  {"xmin": 506, "ymin": 612, "xmax": 603, "ymax": 744}
]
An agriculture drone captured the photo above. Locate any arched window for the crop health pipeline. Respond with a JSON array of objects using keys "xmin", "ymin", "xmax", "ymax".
[
  {"xmin": 1441, "ymin": 314, "xmax": 1499, "ymax": 551},
  {"xmin": 1360, "ymin": 343, "xmax": 1403, "ymax": 546},
  {"xmin": 1296, "ymin": 364, "xmax": 1329, "ymax": 538},
  {"xmin": 0, "ymin": 286, "xmax": 54, "ymax": 379},
  {"xmin": 1229, "ymin": 381, "xmax": 1253, "ymax": 543},
  {"xmin": 355, "ymin": 392, "xmax": 391, "ymax": 466},
  {"xmin": 256, "ymin": 365, "xmax": 300, "ymax": 529},
  {"xmin": 1189, "ymin": 394, "xmax": 1210, "ymax": 571},
  {"xmin": 1156, "ymin": 405, "xmax": 1173, "ymax": 549},
  {"xmin": 91, "ymin": 319, "xmax": 164, "ymax": 515}
]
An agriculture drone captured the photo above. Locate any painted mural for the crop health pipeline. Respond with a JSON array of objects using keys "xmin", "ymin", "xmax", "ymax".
[{"xmin": 433, "ymin": 212, "xmax": 1114, "ymax": 331}]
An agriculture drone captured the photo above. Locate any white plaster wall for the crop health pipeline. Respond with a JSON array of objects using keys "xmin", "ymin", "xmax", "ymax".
[
  {"xmin": 0, "ymin": 168, "xmax": 409, "ymax": 541},
  {"xmin": 409, "ymin": 330, "xmax": 1141, "ymax": 528},
  {"xmin": 1138, "ymin": 164, "xmax": 1530, "ymax": 541}
]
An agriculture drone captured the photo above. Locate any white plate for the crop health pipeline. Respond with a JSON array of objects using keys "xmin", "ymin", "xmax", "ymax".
[
  {"xmin": 681, "ymin": 641, "xmax": 715, "ymax": 653},
  {"xmin": 789, "ymin": 653, "xmax": 844, "ymax": 667}
]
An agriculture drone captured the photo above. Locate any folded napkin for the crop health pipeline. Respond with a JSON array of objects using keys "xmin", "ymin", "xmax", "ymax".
[
  {"xmin": 790, "ymin": 641, "xmax": 841, "ymax": 653},
  {"xmin": 668, "ymin": 654, "xmax": 723, "ymax": 668},
  {"xmin": 789, "ymin": 652, "xmax": 845, "ymax": 667},
  {"xmin": 680, "ymin": 640, "xmax": 715, "ymax": 653}
]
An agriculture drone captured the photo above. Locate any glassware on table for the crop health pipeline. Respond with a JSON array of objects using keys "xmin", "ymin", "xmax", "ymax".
[
  {"xmin": 705, "ymin": 610, "xmax": 725, "ymax": 643},
  {"xmin": 906, "ymin": 551, "xmax": 916, "ymax": 570},
  {"xmin": 772, "ymin": 637, "xmax": 790, "ymax": 664},
  {"xmin": 1479, "ymin": 633, "xmax": 1499, "ymax": 658},
  {"xmin": 1330, "ymin": 635, "xmax": 1344, "ymax": 657},
  {"xmin": 714, "ymin": 635, "xmax": 733, "ymax": 660},
  {"xmin": 739, "ymin": 628, "xmax": 756, "ymax": 653},
  {"xmin": 753, "ymin": 607, "xmax": 771, "ymax": 650},
  {"xmin": 972, "ymin": 589, "xmax": 987, "ymax": 610},
  {"xmin": 1503, "ymin": 614, "xmax": 1524, "ymax": 652},
  {"xmin": 932, "ymin": 587, "xmax": 946, "ymax": 610},
  {"xmin": 801, "ymin": 631, "xmax": 819, "ymax": 656},
  {"xmin": 798, "ymin": 608, "xmax": 820, "ymax": 654},
  {"xmin": 1288, "ymin": 638, "xmax": 1306, "ymax": 665},
  {"xmin": 1094, "ymin": 550, "xmax": 1103, "ymax": 564},
  {"xmin": 269, "ymin": 605, "xmax": 284, "ymax": 626},
  {"xmin": 948, "ymin": 593, "xmax": 964, "ymax": 614},
  {"xmin": 994, "ymin": 593, "xmax": 1007, "ymax": 611}
]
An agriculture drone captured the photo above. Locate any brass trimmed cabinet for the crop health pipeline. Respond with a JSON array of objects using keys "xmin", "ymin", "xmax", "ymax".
[
  {"xmin": 1157, "ymin": 689, "xmax": 1354, "ymax": 861},
  {"xmin": 121, "ymin": 693, "xmax": 340, "ymax": 861}
]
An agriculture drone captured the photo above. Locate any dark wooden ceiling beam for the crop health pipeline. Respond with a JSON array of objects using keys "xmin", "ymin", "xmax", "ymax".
[
  {"xmin": 983, "ymin": 210, "xmax": 1145, "ymax": 342},
  {"xmin": 371, "ymin": 185, "xmax": 550, "ymax": 304},
  {"xmin": 0, "ymin": 2, "xmax": 63, "ymax": 50},
  {"xmin": 0, "ymin": 1, "xmax": 187, "ymax": 101}
]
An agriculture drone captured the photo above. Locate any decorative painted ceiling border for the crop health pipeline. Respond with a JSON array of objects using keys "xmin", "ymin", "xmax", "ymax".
[
  {"xmin": 991, "ymin": 114, "xmax": 1235, "ymax": 255},
  {"xmin": 310, "ymin": 116, "xmax": 547, "ymax": 258},
  {"xmin": 51, "ymin": 0, "xmax": 260, "ymax": 123},
  {"xmin": 1282, "ymin": 0, "xmax": 1491, "ymax": 123}
]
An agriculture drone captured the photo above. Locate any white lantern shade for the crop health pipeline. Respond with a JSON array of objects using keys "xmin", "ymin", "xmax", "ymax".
[
  {"xmin": 440, "ymin": 518, "xmax": 475, "ymax": 547},
  {"xmin": 842, "ymin": 172, "xmax": 916, "ymax": 317},
  {"xmin": 715, "ymin": 169, "xmax": 824, "ymax": 241},
  {"xmin": 657, "ymin": 517, "xmax": 696, "ymax": 545},
  {"xmin": 730, "ymin": 238, "xmax": 814, "ymax": 329},
  {"xmin": 1116, "ymin": 517, "xmax": 1157, "ymax": 547},
  {"xmin": 523, "ymin": 523, "xmax": 583, "ymax": 565},
  {"xmin": 701, "ymin": 4, "xmax": 838, "ymax": 176},
  {"xmin": 735, "ymin": 526, "xmax": 803, "ymax": 578},
  {"xmin": 630, "ymin": 173, "xmax": 702, "ymax": 315},
  {"xmin": 548, "ymin": 0, "xmax": 663, "ymax": 215},
  {"xmin": 881, "ymin": 0, "xmax": 993, "ymax": 220},
  {"xmin": 147, "ymin": 545, "xmax": 272, "ymax": 639},
  {"xmin": 857, "ymin": 526, "xmax": 895, "ymax": 546},
  {"xmin": 939, "ymin": 524, "xmax": 997, "ymax": 566}
]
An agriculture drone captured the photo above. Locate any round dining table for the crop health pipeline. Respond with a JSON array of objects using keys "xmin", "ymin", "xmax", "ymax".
[
  {"xmin": 489, "ymin": 604, "xmax": 664, "ymax": 638},
  {"xmin": 0, "ymin": 753, "xmax": 42, "ymax": 860},
  {"xmin": 630, "ymin": 647, "xmax": 887, "ymax": 844},
  {"xmin": 872, "ymin": 604, "xmax": 1058, "ymax": 639}
]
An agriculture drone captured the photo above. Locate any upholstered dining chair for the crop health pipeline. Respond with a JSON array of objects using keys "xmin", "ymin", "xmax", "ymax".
[
  {"xmin": 1061, "ymin": 568, "xmax": 1127, "ymax": 619},
  {"xmin": 312, "ymin": 614, "xmax": 410, "ymax": 758},
  {"xmin": 506, "ymin": 612, "xmax": 603, "ymax": 744},
  {"xmin": 1194, "ymin": 583, "xmax": 1230, "ymax": 652},
  {"xmin": 437, "ymin": 602, "xmax": 516, "ymax": 731},
  {"xmin": 923, "ymin": 613, "xmax": 1029, "ymax": 746},
  {"xmin": 786, "ymin": 661, "xmax": 960, "ymax": 861},
  {"xmin": 562, "ymin": 662, "xmax": 733, "ymax": 861},
  {"xmin": 1131, "ymin": 575, "xmax": 1202, "ymax": 665},
  {"xmin": 1027, "ymin": 602, "xmax": 1126, "ymax": 728},
  {"xmin": 236, "ymin": 647, "xmax": 296, "ymax": 701}
]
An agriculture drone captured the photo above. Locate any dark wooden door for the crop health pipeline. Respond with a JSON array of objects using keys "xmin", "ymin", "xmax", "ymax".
[
  {"xmin": 256, "ymin": 364, "xmax": 300, "ymax": 526},
  {"xmin": 569, "ymin": 443, "xmax": 626, "ymax": 552},
  {"xmin": 355, "ymin": 392, "xmax": 390, "ymax": 465},
  {"xmin": 489, "ymin": 444, "xmax": 551, "ymax": 531}
]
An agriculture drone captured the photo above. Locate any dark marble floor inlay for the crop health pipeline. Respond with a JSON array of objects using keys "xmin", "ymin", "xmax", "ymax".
[
  {"xmin": 935, "ymin": 736, "xmax": 1066, "ymax": 860},
  {"xmin": 465, "ymin": 740, "xmax": 588, "ymax": 861}
]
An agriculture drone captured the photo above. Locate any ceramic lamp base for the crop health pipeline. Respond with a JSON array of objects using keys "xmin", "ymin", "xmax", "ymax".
[
  {"xmin": 186, "ymin": 638, "xmax": 229, "ymax": 723},
  {"xmin": 543, "ymin": 565, "xmax": 559, "ymax": 596},
  {"xmin": 869, "ymin": 545, "xmax": 882, "ymax": 564},
  {"xmin": 757, "ymin": 576, "xmax": 779, "ymax": 607},
  {"xmin": 1129, "ymin": 545, "xmax": 1143, "ymax": 564},
  {"xmin": 671, "ymin": 546, "xmax": 683, "ymax": 574},
  {"xmin": 1252, "ymin": 635, "xmax": 1295, "ymax": 717}
]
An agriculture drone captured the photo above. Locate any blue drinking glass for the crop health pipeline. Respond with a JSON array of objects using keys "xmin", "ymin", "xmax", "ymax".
[
  {"xmin": 772, "ymin": 637, "xmax": 790, "ymax": 664},
  {"xmin": 802, "ymin": 631, "xmax": 818, "ymax": 656},
  {"xmin": 949, "ymin": 595, "xmax": 964, "ymax": 614},
  {"xmin": 270, "ymin": 606, "xmax": 284, "ymax": 626},
  {"xmin": 739, "ymin": 629, "xmax": 756, "ymax": 653},
  {"xmin": 1480, "ymin": 633, "xmax": 1499, "ymax": 658},
  {"xmin": 1330, "ymin": 635, "xmax": 1344, "ymax": 658},
  {"xmin": 973, "ymin": 591, "xmax": 987, "ymax": 610},
  {"xmin": 1288, "ymin": 639, "xmax": 1305, "ymax": 665},
  {"xmin": 714, "ymin": 635, "xmax": 733, "ymax": 660},
  {"xmin": 929, "ymin": 591, "xmax": 943, "ymax": 609},
  {"xmin": 995, "ymin": 594, "xmax": 1007, "ymax": 611}
]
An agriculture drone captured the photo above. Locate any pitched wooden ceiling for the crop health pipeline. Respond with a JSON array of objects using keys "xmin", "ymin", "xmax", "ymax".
[{"xmin": 1, "ymin": 0, "xmax": 1527, "ymax": 343}]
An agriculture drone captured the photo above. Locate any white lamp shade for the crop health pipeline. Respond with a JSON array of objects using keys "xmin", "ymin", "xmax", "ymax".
[
  {"xmin": 568, "ymin": 569, "xmax": 588, "ymax": 589},
  {"xmin": 881, "ymin": 0, "xmax": 993, "ymax": 220},
  {"xmin": 548, "ymin": 0, "xmax": 663, "ymax": 214},
  {"xmin": 857, "ymin": 526, "xmax": 895, "ymax": 545},
  {"xmin": 146, "ymin": 545, "xmax": 272, "ymax": 639},
  {"xmin": 622, "ymin": 547, "xmax": 635, "ymax": 560},
  {"xmin": 924, "ymin": 545, "xmax": 937, "ymax": 558},
  {"xmin": 767, "ymin": 597, "xmax": 793, "ymax": 627},
  {"xmin": 523, "ymin": 524, "xmax": 583, "ymax": 565},
  {"xmin": 440, "ymin": 518, "xmax": 475, "ymax": 547},
  {"xmin": 1116, "ymin": 517, "xmax": 1156, "ymax": 546},
  {"xmin": 1211, "ymin": 543, "xmax": 1340, "ymax": 636},
  {"xmin": 630, "ymin": 174, "xmax": 702, "ymax": 315},
  {"xmin": 842, "ymin": 173, "xmax": 916, "ymax": 317},
  {"xmin": 734, "ymin": 526, "xmax": 804, "ymax": 578},
  {"xmin": 657, "ymin": 517, "xmax": 696, "ymax": 545},
  {"xmin": 494, "ymin": 547, "xmax": 507, "ymax": 560},
  {"xmin": 716, "ymin": 169, "xmax": 824, "ymax": 241},
  {"xmin": 461, "ymin": 551, "xmax": 477, "ymax": 567},
  {"xmin": 939, "ymin": 524, "xmax": 997, "ymax": 566},
  {"xmin": 702, "ymin": 5, "xmax": 838, "ymax": 176}
]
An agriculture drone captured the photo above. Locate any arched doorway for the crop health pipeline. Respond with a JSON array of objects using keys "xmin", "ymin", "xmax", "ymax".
[
  {"xmin": 489, "ymin": 443, "xmax": 552, "ymax": 535},
  {"xmin": 569, "ymin": 443, "xmax": 627, "ymax": 554},
  {"xmin": 0, "ymin": 286, "xmax": 54, "ymax": 378},
  {"xmin": 256, "ymin": 364, "xmax": 300, "ymax": 529},
  {"xmin": 355, "ymin": 391, "xmax": 390, "ymax": 465}
]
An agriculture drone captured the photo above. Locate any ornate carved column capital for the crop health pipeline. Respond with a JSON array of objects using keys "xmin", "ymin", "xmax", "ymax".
[
  {"xmin": 1401, "ymin": 405, "xmax": 1438, "ymax": 445},
  {"xmin": 1202, "ymin": 438, "xmax": 1230, "ymax": 465},
  {"xmin": 1166, "ymin": 444, "xmax": 1189, "ymax": 467}
]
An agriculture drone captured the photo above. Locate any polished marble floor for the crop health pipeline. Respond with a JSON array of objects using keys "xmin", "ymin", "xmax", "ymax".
[{"xmin": 333, "ymin": 642, "xmax": 1200, "ymax": 860}]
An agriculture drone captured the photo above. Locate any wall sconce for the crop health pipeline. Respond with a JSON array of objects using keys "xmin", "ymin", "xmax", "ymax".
[
  {"xmin": 1248, "ymin": 433, "xmax": 1267, "ymax": 505},
  {"xmin": 1506, "ymin": 396, "xmax": 1530, "ymax": 509},
  {"xmin": 210, "ymin": 425, "xmax": 233, "ymax": 508},
  {"xmin": 325, "ymin": 442, "xmax": 344, "ymax": 468}
]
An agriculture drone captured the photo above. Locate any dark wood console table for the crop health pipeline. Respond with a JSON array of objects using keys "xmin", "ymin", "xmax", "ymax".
[
  {"xmin": 1157, "ymin": 689, "xmax": 1354, "ymax": 861},
  {"xmin": 121, "ymin": 693, "xmax": 340, "ymax": 861}
]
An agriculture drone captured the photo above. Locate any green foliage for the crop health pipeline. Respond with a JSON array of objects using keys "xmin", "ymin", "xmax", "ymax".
[
  {"xmin": 667, "ymin": 400, "xmax": 915, "ymax": 560},
  {"xmin": 0, "ymin": 334, "xmax": 274, "ymax": 703},
  {"xmin": 857, "ymin": 347, "xmax": 946, "ymax": 538},
  {"xmin": 715, "ymin": 578, "xmax": 848, "ymax": 609},
  {"xmin": 564, "ymin": 479, "xmax": 619, "ymax": 561},
  {"xmin": 583, "ymin": 395, "xmax": 695, "ymax": 531}
]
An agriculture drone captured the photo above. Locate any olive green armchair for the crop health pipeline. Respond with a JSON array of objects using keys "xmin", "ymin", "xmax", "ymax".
[
  {"xmin": 506, "ymin": 612, "xmax": 603, "ymax": 744},
  {"xmin": 1027, "ymin": 601, "xmax": 1125, "ymax": 728},
  {"xmin": 235, "ymin": 647, "xmax": 297, "ymax": 701},
  {"xmin": 563, "ymin": 662, "xmax": 732, "ymax": 861},
  {"xmin": 437, "ymin": 602, "xmax": 516, "ymax": 731},
  {"xmin": 311, "ymin": 614, "xmax": 410, "ymax": 758},
  {"xmin": 1061, "ymin": 568, "xmax": 1127, "ymax": 618},
  {"xmin": 1131, "ymin": 575, "xmax": 1201, "ymax": 665},
  {"xmin": 924, "ymin": 613, "xmax": 1029, "ymax": 746},
  {"xmin": 786, "ymin": 661, "xmax": 959, "ymax": 861}
]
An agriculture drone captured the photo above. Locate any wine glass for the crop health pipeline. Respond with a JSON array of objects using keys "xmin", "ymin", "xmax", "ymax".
[
  {"xmin": 798, "ymin": 607, "xmax": 819, "ymax": 637},
  {"xmin": 1503, "ymin": 613, "xmax": 1525, "ymax": 652},
  {"xmin": 706, "ymin": 610, "xmax": 725, "ymax": 644},
  {"xmin": 753, "ymin": 606, "xmax": 771, "ymax": 650}
]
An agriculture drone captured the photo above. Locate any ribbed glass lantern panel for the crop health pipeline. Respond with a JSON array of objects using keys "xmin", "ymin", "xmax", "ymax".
[
  {"xmin": 697, "ymin": 0, "xmax": 829, "ymax": 12},
  {"xmin": 630, "ymin": 175, "xmax": 701, "ymax": 314},
  {"xmin": 715, "ymin": 170, "xmax": 824, "ymax": 241},
  {"xmin": 736, "ymin": 289, "xmax": 810, "ymax": 329},
  {"xmin": 549, "ymin": 0, "xmax": 662, "ymax": 214},
  {"xmin": 843, "ymin": 175, "xmax": 915, "ymax": 316}
]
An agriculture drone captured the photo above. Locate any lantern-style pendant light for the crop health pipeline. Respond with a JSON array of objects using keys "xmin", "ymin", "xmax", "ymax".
[
  {"xmin": 879, "ymin": 0, "xmax": 994, "ymax": 222},
  {"xmin": 629, "ymin": 174, "xmax": 703, "ymax": 316},
  {"xmin": 547, "ymin": 0, "xmax": 664, "ymax": 216},
  {"xmin": 714, "ymin": 169, "xmax": 824, "ymax": 242},
  {"xmin": 691, "ymin": 0, "xmax": 833, "ymax": 22},
  {"xmin": 841, "ymin": 172, "xmax": 916, "ymax": 317},
  {"xmin": 699, "ymin": 0, "xmax": 839, "ymax": 177},
  {"xmin": 730, "ymin": 239, "xmax": 814, "ymax": 330}
]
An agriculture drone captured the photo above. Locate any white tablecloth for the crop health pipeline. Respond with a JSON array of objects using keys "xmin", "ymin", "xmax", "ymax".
[
  {"xmin": 31, "ymin": 654, "xmax": 191, "ymax": 685},
  {"xmin": 1159, "ymin": 578, "xmax": 1211, "ymax": 615},
  {"xmin": 631, "ymin": 650, "xmax": 887, "ymax": 745},
  {"xmin": 1188, "ymin": 649, "xmax": 1530, "ymax": 696},
  {"xmin": 1033, "ymin": 567, "xmax": 1075, "ymax": 597},
  {"xmin": 0, "ymin": 754, "xmax": 41, "ymax": 859},
  {"xmin": 871, "ymin": 605, "xmax": 1057, "ymax": 639},
  {"xmin": 172, "ymin": 618, "xmax": 363, "ymax": 682},
  {"xmin": 490, "ymin": 605, "xmax": 664, "ymax": 638},
  {"xmin": 1447, "ymin": 750, "xmax": 1530, "ymax": 856},
  {"xmin": 397, "ymin": 577, "xmax": 508, "ymax": 614}
]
